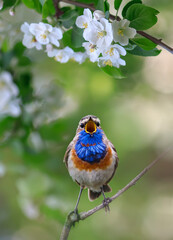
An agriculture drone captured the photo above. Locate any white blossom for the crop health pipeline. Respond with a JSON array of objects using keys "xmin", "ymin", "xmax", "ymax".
[
  {"xmin": 29, "ymin": 22, "xmax": 63, "ymax": 47},
  {"xmin": 98, "ymin": 44, "xmax": 126, "ymax": 68},
  {"xmin": 46, "ymin": 45, "xmax": 87, "ymax": 64},
  {"xmin": 84, "ymin": 18, "xmax": 113, "ymax": 49},
  {"xmin": 54, "ymin": 47, "xmax": 74, "ymax": 63},
  {"xmin": 76, "ymin": 8, "xmax": 93, "ymax": 29},
  {"xmin": 93, "ymin": 10, "xmax": 105, "ymax": 21},
  {"xmin": 21, "ymin": 22, "xmax": 42, "ymax": 50},
  {"xmin": 112, "ymin": 19, "xmax": 136, "ymax": 46},
  {"xmin": 0, "ymin": 71, "xmax": 21, "ymax": 117},
  {"xmin": 72, "ymin": 51, "xmax": 87, "ymax": 64},
  {"xmin": 45, "ymin": 43, "xmax": 58, "ymax": 57},
  {"xmin": 82, "ymin": 42, "xmax": 101, "ymax": 62}
]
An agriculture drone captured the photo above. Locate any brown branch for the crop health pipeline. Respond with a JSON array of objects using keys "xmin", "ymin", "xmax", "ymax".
[
  {"xmin": 60, "ymin": 146, "xmax": 172, "ymax": 240},
  {"xmin": 53, "ymin": 0, "xmax": 64, "ymax": 18},
  {"xmin": 59, "ymin": 0, "xmax": 173, "ymax": 54},
  {"xmin": 137, "ymin": 31, "xmax": 173, "ymax": 54}
]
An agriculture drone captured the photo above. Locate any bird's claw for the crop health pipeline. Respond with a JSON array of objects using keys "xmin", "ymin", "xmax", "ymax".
[
  {"xmin": 102, "ymin": 197, "xmax": 111, "ymax": 212},
  {"xmin": 68, "ymin": 209, "xmax": 80, "ymax": 226}
]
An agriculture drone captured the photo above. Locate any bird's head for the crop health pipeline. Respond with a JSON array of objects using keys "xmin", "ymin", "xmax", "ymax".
[{"xmin": 77, "ymin": 115, "xmax": 101, "ymax": 135}]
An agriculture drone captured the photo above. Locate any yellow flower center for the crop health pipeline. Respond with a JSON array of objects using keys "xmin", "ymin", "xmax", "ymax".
[
  {"xmin": 41, "ymin": 34, "xmax": 47, "ymax": 39},
  {"xmin": 0, "ymin": 82, "xmax": 5, "ymax": 89},
  {"xmin": 32, "ymin": 37, "xmax": 37, "ymax": 42},
  {"xmin": 97, "ymin": 31, "xmax": 106, "ymax": 38},
  {"xmin": 89, "ymin": 48, "xmax": 95, "ymax": 53},
  {"xmin": 104, "ymin": 60, "xmax": 113, "ymax": 67},
  {"xmin": 57, "ymin": 55, "xmax": 63, "ymax": 60},
  {"xmin": 118, "ymin": 29, "xmax": 124, "ymax": 36},
  {"xmin": 54, "ymin": 55, "xmax": 63, "ymax": 61},
  {"xmin": 83, "ymin": 23, "xmax": 88, "ymax": 28},
  {"xmin": 106, "ymin": 48, "xmax": 114, "ymax": 56}
]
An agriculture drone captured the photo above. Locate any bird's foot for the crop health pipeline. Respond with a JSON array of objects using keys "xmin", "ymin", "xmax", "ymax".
[
  {"xmin": 68, "ymin": 209, "xmax": 80, "ymax": 226},
  {"xmin": 102, "ymin": 197, "xmax": 111, "ymax": 212}
]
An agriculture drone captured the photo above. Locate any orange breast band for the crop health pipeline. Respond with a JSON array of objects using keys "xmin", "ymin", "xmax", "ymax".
[{"xmin": 71, "ymin": 147, "xmax": 113, "ymax": 171}]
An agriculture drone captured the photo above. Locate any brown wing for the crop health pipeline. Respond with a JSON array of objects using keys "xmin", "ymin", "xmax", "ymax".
[
  {"xmin": 63, "ymin": 141, "xmax": 73, "ymax": 168},
  {"xmin": 105, "ymin": 141, "xmax": 119, "ymax": 185}
]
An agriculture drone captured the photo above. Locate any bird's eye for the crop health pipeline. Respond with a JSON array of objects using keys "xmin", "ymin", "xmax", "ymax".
[
  {"xmin": 80, "ymin": 123, "xmax": 85, "ymax": 128},
  {"xmin": 96, "ymin": 122, "xmax": 100, "ymax": 127}
]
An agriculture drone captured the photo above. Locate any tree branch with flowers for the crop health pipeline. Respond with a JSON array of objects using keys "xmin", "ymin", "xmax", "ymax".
[
  {"xmin": 18, "ymin": 0, "xmax": 172, "ymax": 77},
  {"xmin": 1, "ymin": 0, "xmax": 171, "ymax": 82}
]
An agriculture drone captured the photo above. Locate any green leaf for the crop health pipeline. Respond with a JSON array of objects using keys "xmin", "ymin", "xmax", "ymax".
[
  {"xmin": 104, "ymin": 0, "xmax": 110, "ymax": 12},
  {"xmin": 42, "ymin": 0, "xmax": 55, "ymax": 18},
  {"xmin": 62, "ymin": 29, "xmax": 73, "ymax": 48},
  {"xmin": 1, "ymin": 51, "xmax": 14, "ymax": 69},
  {"xmin": 128, "ymin": 46, "xmax": 161, "ymax": 56},
  {"xmin": 96, "ymin": 0, "xmax": 104, "ymax": 11},
  {"xmin": 101, "ymin": 66, "xmax": 125, "ymax": 79},
  {"xmin": 22, "ymin": 0, "xmax": 35, "ymax": 9},
  {"xmin": 71, "ymin": 25, "xmax": 85, "ymax": 48},
  {"xmin": 62, "ymin": 29, "xmax": 84, "ymax": 52},
  {"xmin": 18, "ymin": 56, "xmax": 31, "ymax": 66},
  {"xmin": 114, "ymin": 0, "xmax": 123, "ymax": 10},
  {"xmin": 132, "ymin": 37, "xmax": 157, "ymax": 50},
  {"xmin": 13, "ymin": 42, "xmax": 26, "ymax": 57},
  {"xmin": 22, "ymin": 0, "xmax": 42, "ymax": 13},
  {"xmin": 126, "ymin": 4, "xmax": 159, "ymax": 30},
  {"xmin": 34, "ymin": 0, "xmax": 42, "ymax": 13},
  {"xmin": 1, "ymin": 39, "xmax": 9, "ymax": 52},
  {"xmin": 0, "ymin": 118, "xmax": 14, "ymax": 137},
  {"xmin": 124, "ymin": 42, "xmax": 136, "ymax": 51},
  {"xmin": 2, "ymin": 0, "xmax": 16, "ymax": 9},
  {"xmin": 122, "ymin": 0, "xmax": 142, "ymax": 18},
  {"xmin": 59, "ymin": 9, "xmax": 78, "ymax": 28}
]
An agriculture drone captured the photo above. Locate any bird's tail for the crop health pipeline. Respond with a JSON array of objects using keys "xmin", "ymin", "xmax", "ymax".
[{"xmin": 88, "ymin": 184, "xmax": 112, "ymax": 201}]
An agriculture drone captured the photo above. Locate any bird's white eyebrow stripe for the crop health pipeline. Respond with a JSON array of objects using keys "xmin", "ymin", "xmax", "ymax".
[{"xmin": 81, "ymin": 115, "xmax": 98, "ymax": 121}]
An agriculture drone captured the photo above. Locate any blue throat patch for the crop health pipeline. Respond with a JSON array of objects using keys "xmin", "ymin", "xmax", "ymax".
[{"xmin": 75, "ymin": 129, "xmax": 107, "ymax": 163}]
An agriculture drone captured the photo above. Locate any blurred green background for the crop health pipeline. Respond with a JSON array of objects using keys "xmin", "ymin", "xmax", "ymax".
[{"xmin": 0, "ymin": 0, "xmax": 173, "ymax": 240}]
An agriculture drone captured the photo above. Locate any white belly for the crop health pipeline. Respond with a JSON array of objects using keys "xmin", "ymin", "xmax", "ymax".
[{"xmin": 68, "ymin": 155, "xmax": 116, "ymax": 192}]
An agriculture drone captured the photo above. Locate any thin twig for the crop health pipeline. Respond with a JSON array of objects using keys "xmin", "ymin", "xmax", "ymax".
[
  {"xmin": 137, "ymin": 31, "xmax": 173, "ymax": 54},
  {"xmin": 53, "ymin": 0, "xmax": 64, "ymax": 18},
  {"xmin": 59, "ymin": 0, "xmax": 173, "ymax": 54},
  {"xmin": 60, "ymin": 146, "xmax": 172, "ymax": 240}
]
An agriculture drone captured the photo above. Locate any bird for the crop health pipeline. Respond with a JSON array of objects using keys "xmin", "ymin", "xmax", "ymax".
[{"xmin": 64, "ymin": 115, "xmax": 119, "ymax": 212}]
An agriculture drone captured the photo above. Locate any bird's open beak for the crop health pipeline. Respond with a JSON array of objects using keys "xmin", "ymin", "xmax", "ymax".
[{"xmin": 85, "ymin": 120, "xmax": 96, "ymax": 134}]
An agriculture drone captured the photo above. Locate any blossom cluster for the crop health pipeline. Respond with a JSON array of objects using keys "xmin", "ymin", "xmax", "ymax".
[
  {"xmin": 21, "ymin": 8, "xmax": 136, "ymax": 68},
  {"xmin": 21, "ymin": 22, "xmax": 87, "ymax": 64},
  {"xmin": 0, "ymin": 71, "xmax": 21, "ymax": 117},
  {"xmin": 76, "ymin": 9, "xmax": 136, "ymax": 67}
]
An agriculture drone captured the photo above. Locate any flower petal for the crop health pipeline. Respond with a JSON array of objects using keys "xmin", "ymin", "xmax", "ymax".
[
  {"xmin": 84, "ymin": 8, "xmax": 92, "ymax": 21},
  {"xmin": 76, "ymin": 16, "xmax": 89, "ymax": 28},
  {"xmin": 124, "ymin": 27, "xmax": 136, "ymax": 38},
  {"xmin": 21, "ymin": 22, "xmax": 29, "ymax": 34}
]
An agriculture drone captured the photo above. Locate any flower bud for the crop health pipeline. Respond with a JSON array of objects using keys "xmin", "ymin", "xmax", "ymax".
[
  {"xmin": 9, "ymin": 6, "xmax": 15, "ymax": 16},
  {"xmin": 93, "ymin": 10, "xmax": 105, "ymax": 21}
]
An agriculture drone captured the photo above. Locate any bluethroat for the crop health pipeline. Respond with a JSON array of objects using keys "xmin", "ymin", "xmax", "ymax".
[{"xmin": 64, "ymin": 115, "xmax": 119, "ymax": 212}]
